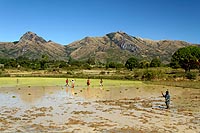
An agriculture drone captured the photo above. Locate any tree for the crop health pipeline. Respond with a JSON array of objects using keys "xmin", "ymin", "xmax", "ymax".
[
  {"xmin": 150, "ymin": 58, "xmax": 161, "ymax": 67},
  {"xmin": 125, "ymin": 57, "xmax": 139, "ymax": 71},
  {"xmin": 139, "ymin": 60, "xmax": 150, "ymax": 68},
  {"xmin": 171, "ymin": 46, "xmax": 200, "ymax": 72},
  {"xmin": 87, "ymin": 57, "xmax": 95, "ymax": 65},
  {"xmin": 40, "ymin": 54, "xmax": 49, "ymax": 70}
]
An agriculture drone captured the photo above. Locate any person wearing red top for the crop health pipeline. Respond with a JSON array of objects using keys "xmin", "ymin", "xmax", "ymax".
[
  {"xmin": 66, "ymin": 78, "xmax": 69, "ymax": 86},
  {"xmin": 87, "ymin": 78, "xmax": 90, "ymax": 86}
]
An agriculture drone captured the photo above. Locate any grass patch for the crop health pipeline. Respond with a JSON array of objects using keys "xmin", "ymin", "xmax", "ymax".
[
  {"xmin": 0, "ymin": 77, "xmax": 65, "ymax": 87},
  {"xmin": 0, "ymin": 77, "xmax": 144, "ymax": 87}
]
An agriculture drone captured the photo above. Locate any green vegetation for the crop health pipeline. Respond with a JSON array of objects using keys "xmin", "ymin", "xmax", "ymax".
[
  {"xmin": 0, "ymin": 77, "xmax": 65, "ymax": 87},
  {"xmin": 171, "ymin": 46, "xmax": 200, "ymax": 72},
  {"xmin": 185, "ymin": 72, "xmax": 197, "ymax": 80},
  {"xmin": 125, "ymin": 57, "xmax": 139, "ymax": 71},
  {"xmin": 150, "ymin": 58, "xmax": 161, "ymax": 67},
  {"xmin": 0, "ymin": 75, "xmax": 198, "ymax": 89},
  {"xmin": 0, "ymin": 47, "xmax": 199, "ymax": 88},
  {"xmin": 0, "ymin": 77, "xmax": 144, "ymax": 87}
]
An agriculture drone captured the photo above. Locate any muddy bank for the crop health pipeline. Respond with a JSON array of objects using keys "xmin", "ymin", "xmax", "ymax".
[{"xmin": 0, "ymin": 84, "xmax": 199, "ymax": 132}]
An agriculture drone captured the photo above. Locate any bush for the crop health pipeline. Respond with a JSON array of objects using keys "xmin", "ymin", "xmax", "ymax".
[
  {"xmin": 99, "ymin": 71, "xmax": 106, "ymax": 75},
  {"xmin": 125, "ymin": 75, "xmax": 134, "ymax": 80},
  {"xmin": 67, "ymin": 71, "xmax": 74, "ymax": 75},
  {"xmin": 83, "ymin": 63, "xmax": 91, "ymax": 70},
  {"xmin": 133, "ymin": 72, "xmax": 140, "ymax": 79},
  {"xmin": 185, "ymin": 72, "xmax": 197, "ymax": 80},
  {"xmin": 142, "ymin": 70, "xmax": 156, "ymax": 80}
]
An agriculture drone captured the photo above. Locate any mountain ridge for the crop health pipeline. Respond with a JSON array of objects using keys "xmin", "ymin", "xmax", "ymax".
[
  {"xmin": 65, "ymin": 31, "xmax": 194, "ymax": 63},
  {"xmin": 0, "ymin": 31, "xmax": 198, "ymax": 63},
  {"xmin": 0, "ymin": 31, "xmax": 66, "ymax": 60}
]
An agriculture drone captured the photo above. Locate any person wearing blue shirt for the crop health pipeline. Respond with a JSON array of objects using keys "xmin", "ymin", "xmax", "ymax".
[{"xmin": 161, "ymin": 90, "xmax": 170, "ymax": 109}]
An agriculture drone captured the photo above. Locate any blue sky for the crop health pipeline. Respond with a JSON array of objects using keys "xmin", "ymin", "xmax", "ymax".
[{"xmin": 0, "ymin": 0, "xmax": 199, "ymax": 44}]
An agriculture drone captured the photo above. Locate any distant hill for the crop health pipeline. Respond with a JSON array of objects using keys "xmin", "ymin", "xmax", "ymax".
[
  {"xmin": 0, "ymin": 31, "xmax": 66, "ymax": 60},
  {"xmin": 0, "ymin": 31, "xmax": 197, "ymax": 63},
  {"xmin": 65, "ymin": 31, "xmax": 193, "ymax": 64}
]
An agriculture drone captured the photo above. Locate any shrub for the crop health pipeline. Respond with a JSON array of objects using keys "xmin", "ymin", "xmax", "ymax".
[
  {"xmin": 83, "ymin": 63, "xmax": 91, "ymax": 70},
  {"xmin": 142, "ymin": 70, "xmax": 156, "ymax": 80},
  {"xmin": 150, "ymin": 58, "xmax": 161, "ymax": 67},
  {"xmin": 185, "ymin": 72, "xmax": 197, "ymax": 80},
  {"xmin": 67, "ymin": 71, "xmax": 74, "ymax": 75},
  {"xmin": 125, "ymin": 75, "xmax": 134, "ymax": 80},
  {"xmin": 133, "ymin": 72, "xmax": 140, "ymax": 79},
  {"xmin": 99, "ymin": 71, "xmax": 106, "ymax": 75}
]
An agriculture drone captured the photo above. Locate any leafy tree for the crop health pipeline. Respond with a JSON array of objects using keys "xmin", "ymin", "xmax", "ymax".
[
  {"xmin": 139, "ymin": 60, "xmax": 149, "ymax": 68},
  {"xmin": 171, "ymin": 46, "xmax": 200, "ymax": 72},
  {"xmin": 106, "ymin": 62, "xmax": 124, "ymax": 69},
  {"xmin": 125, "ymin": 57, "xmax": 139, "ymax": 71},
  {"xmin": 170, "ymin": 61, "xmax": 180, "ymax": 69},
  {"xmin": 59, "ymin": 61, "xmax": 67, "ymax": 68},
  {"xmin": 150, "ymin": 58, "xmax": 161, "ymax": 67},
  {"xmin": 5, "ymin": 59, "xmax": 18, "ymax": 68},
  {"xmin": 87, "ymin": 57, "xmax": 95, "ymax": 65},
  {"xmin": 115, "ymin": 63, "xmax": 124, "ymax": 69},
  {"xmin": 107, "ymin": 62, "xmax": 116, "ymax": 68},
  {"xmin": 40, "ymin": 54, "xmax": 49, "ymax": 70}
]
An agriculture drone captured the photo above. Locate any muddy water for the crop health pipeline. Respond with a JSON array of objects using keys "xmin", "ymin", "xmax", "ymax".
[{"xmin": 0, "ymin": 84, "xmax": 199, "ymax": 133}]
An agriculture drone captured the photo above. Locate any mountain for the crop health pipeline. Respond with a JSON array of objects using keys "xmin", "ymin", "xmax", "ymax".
[
  {"xmin": 0, "ymin": 31, "xmax": 66, "ymax": 60},
  {"xmin": 0, "ymin": 31, "xmax": 197, "ymax": 63},
  {"xmin": 65, "ymin": 31, "xmax": 193, "ymax": 64}
]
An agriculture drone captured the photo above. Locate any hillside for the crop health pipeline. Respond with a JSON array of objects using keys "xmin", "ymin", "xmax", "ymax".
[
  {"xmin": 0, "ymin": 32, "xmax": 66, "ymax": 60},
  {"xmin": 65, "ymin": 31, "xmax": 192, "ymax": 64},
  {"xmin": 0, "ymin": 31, "xmax": 197, "ymax": 63}
]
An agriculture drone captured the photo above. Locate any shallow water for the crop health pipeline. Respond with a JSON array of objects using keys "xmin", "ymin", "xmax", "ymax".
[{"xmin": 0, "ymin": 84, "xmax": 199, "ymax": 132}]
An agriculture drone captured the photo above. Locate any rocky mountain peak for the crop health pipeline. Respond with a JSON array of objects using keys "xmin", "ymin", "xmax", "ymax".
[
  {"xmin": 106, "ymin": 31, "xmax": 134, "ymax": 41},
  {"xmin": 105, "ymin": 31, "xmax": 140, "ymax": 51},
  {"xmin": 19, "ymin": 31, "xmax": 47, "ymax": 44}
]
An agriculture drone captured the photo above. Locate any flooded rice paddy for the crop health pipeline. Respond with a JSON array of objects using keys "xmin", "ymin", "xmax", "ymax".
[{"xmin": 0, "ymin": 79, "xmax": 199, "ymax": 132}]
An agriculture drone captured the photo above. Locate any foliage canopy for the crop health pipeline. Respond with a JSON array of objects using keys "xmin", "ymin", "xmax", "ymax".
[
  {"xmin": 150, "ymin": 58, "xmax": 161, "ymax": 67},
  {"xmin": 125, "ymin": 57, "xmax": 139, "ymax": 71},
  {"xmin": 171, "ymin": 46, "xmax": 200, "ymax": 72}
]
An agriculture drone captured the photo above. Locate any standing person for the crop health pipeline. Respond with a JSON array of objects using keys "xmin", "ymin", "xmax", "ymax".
[
  {"xmin": 87, "ymin": 78, "xmax": 90, "ymax": 86},
  {"xmin": 100, "ymin": 78, "xmax": 103, "ymax": 86},
  {"xmin": 66, "ymin": 78, "xmax": 69, "ymax": 86},
  {"xmin": 17, "ymin": 79, "xmax": 19, "ymax": 84},
  {"xmin": 71, "ymin": 79, "xmax": 75, "ymax": 88},
  {"xmin": 161, "ymin": 90, "xmax": 170, "ymax": 109}
]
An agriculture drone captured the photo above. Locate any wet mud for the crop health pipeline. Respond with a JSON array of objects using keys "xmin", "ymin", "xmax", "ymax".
[{"xmin": 0, "ymin": 85, "xmax": 199, "ymax": 132}]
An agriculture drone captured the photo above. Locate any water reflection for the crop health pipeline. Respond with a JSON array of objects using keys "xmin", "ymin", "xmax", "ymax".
[
  {"xmin": 86, "ymin": 86, "xmax": 90, "ymax": 99},
  {"xmin": 0, "ymin": 85, "xmax": 199, "ymax": 112},
  {"xmin": 0, "ymin": 83, "xmax": 199, "ymax": 133},
  {"xmin": 17, "ymin": 87, "xmax": 45, "ymax": 104},
  {"xmin": 0, "ymin": 86, "xmax": 62, "ymax": 105},
  {"xmin": 65, "ymin": 86, "xmax": 75, "ymax": 97}
]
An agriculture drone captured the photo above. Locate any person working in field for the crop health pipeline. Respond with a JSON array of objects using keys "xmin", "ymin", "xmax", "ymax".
[
  {"xmin": 71, "ymin": 79, "xmax": 75, "ymax": 88},
  {"xmin": 66, "ymin": 78, "xmax": 69, "ymax": 86},
  {"xmin": 161, "ymin": 90, "xmax": 170, "ymax": 109},
  {"xmin": 100, "ymin": 78, "xmax": 103, "ymax": 86},
  {"xmin": 87, "ymin": 78, "xmax": 90, "ymax": 86}
]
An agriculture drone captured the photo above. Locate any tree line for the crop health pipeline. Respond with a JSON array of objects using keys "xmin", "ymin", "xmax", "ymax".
[
  {"xmin": 125, "ymin": 46, "xmax": 200, "ymax": 73},
  {"xmin": 0, "ymin": 46, "xmax": 199, "ymax": 72}
]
